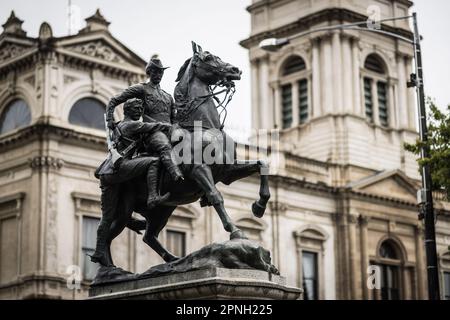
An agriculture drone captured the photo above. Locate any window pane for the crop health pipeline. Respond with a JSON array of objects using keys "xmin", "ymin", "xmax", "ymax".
[
  {"xmin": 377, "ymin": 82, "xmax": 388, "ymax": 126},
  {"xmin": 302, "ymin": 251, "xmax": 318, "ymax": 300},
  {"xmin": 282, "ymin": 56, "xmax": 306, "ymax": 76},
  {"xmin": 365, "ymin": 54, "xmax": 385, "ymax": 74},
  {"xmin": 381, "ymin": 264, "xmax": 400, "ymax": 300},
  {"xmin": 82, "ymin": 217, "xmax": 100, "ymax": 281},
  {"xmin": 0, "ymin": 99, "xmax": 31, "ymax": 135},
  {"xmin": 364, "ymin": 78, "xmax": 373, "ymax": 121},
  {"xmin": 298, "ymin": 79, "xmax": 308, "ymax": 124},
  {"xmin": 445, "ymin": 272, "xmax": 450, "ymax": 300},
  {"xmin": 379, "ymin": 241, "xmax": 398, "ymax": 259},
  {"xmin": 69, "ymin": 98, "xmax": 105, "ymax": 130},
  {"xmin": 166, "ymin": 230, "xmax": 186, "ymax": 257},
  {"xmin": 281, "ymin": 84, "xmax": 292, "ymax": 129}
]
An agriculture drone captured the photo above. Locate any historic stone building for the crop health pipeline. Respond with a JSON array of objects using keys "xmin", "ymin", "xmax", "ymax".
[{"xmin": 0, "ymin": 1, "xmax": 449, "ymax": 300}]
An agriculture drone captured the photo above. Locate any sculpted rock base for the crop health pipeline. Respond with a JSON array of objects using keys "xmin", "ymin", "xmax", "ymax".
[{"xmin": 92, "ymin": 238, "xmax": 279, "ymax": 286}]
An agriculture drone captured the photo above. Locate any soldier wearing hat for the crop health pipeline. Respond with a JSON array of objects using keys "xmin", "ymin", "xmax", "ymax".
[{"xmin": 105, "ymin": 55, "xmax": 183, "ymax": 183}]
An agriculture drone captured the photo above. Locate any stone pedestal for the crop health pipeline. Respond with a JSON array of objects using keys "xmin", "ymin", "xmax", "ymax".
[{"xmin": 89, "ymin": 268, "xmax": 302, "ymax": 300}]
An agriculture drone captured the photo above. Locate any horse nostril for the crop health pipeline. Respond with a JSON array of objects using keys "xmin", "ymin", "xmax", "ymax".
[{"xmin": 231, "ymin": 67, "xmax": 239, "ymax": 73}]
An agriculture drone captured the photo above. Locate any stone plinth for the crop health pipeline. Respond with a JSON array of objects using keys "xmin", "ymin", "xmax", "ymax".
[{"xmin": 89, "ymin": 268, "xmax": 302, "ymax": 300}]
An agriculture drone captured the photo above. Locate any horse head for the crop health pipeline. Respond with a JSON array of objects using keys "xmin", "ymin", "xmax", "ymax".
[
  {"xmin": 175, "ymin": 42, "xmax": 241, "ymax": 100},
  {"xmin": 174, "ymin": 42, "xmax": 241, "ymax": 129}
]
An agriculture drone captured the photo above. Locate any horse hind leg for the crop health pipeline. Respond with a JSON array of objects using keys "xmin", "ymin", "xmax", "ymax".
[{"xmin": 190, "ymin": 164, "xmax": 247, "ymax": 240}]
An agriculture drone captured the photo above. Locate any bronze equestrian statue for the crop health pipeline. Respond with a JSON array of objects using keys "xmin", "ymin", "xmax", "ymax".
[{"xmin": 94, "ymin": 42, "xmax": 271, "ymax": 267}]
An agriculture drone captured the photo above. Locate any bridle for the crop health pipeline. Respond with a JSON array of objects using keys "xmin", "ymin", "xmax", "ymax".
[{"xmin": 175, "ymin": 56, "xmax": 237, "ymax": 130}]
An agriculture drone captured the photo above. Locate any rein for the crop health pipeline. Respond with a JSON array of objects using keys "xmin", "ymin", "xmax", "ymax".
[{"xmin": 176, "ymin": 80, "xmax": 235, "ymax": 130}]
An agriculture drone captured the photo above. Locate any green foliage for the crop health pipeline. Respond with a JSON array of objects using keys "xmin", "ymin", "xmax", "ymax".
[{"xmin": 404, "ymin": 98, "xmax": 450, "ymax": 199}]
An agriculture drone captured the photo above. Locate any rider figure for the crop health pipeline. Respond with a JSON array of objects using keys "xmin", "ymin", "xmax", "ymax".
[
  {"xmin": 105, "ymin": 55, "xmax": 183, "ymax": 183},
  {"xmin": 91, "ymin": 98, "xmax": 171, "ymax": 266}
]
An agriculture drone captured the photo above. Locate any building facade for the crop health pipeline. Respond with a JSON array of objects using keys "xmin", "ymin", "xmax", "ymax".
[{"xmin": 0, "ymin": 1, "xmax": 449, "ymax": 300}]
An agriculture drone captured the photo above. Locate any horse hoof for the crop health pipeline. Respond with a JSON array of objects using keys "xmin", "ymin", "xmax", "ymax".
[
  {"xmin": 230, "ymin": 229, "xmax": 248, "ymax": 240},
  {"xmin": 252, "ymin": 201, "xmax": 266, "ymax": 218}
]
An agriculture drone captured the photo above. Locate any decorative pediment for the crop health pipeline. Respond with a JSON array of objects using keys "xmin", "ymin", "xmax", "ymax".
[
  {"xmin": 348, "ymin": 170, "xmax": 419, "ymax": 203},
  {"xmin": 57, "ymin": 33, "xmax": 146, "ymax": 72},
  {"xmin": 0, "ymin": 41, "xmax": 35, "ymax": 64},
  {"xmin": 64, "ymin": 40, "xmax": 126, "ymax": 64}
]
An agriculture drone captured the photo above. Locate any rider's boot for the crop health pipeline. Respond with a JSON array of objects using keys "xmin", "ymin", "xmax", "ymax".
[
  {"xmin": 147, "ymin": 162, "xmax": 170, "ymax": 209},
  {"xmin": 160, "ymin": 150, "xmax": 184, "ymax": 181}
]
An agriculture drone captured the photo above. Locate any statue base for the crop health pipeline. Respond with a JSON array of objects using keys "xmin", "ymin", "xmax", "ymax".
[{"xmin": 88, "ymin": 267, "xmax": 301, "ymax": 300}]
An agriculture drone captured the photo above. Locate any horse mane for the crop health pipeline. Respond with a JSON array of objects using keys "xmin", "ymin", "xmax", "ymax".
[
  {"xmin": 174, "ymin": 57, "xmax": 194, "ymax": 105},
  {"xmin": 175, "ymin": 58, "xmax": 192, "ymax": 82}
]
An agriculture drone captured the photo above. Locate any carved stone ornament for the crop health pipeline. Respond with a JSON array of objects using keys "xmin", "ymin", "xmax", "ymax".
[
  {"xmin": 67, "ymin": 41, "xmax": 125, "ymax": 64},
  {"xmin": 0, "ymin": 43, "xmax": 28, "ymax": 63}
]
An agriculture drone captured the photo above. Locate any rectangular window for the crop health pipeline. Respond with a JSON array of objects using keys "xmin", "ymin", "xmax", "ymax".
[
  {"xmin": 302, "ymin": 251, "xmax": 318, "ymax": 300},
  {"xmin": 445, "ymin": 272, "xmax": 450, "ymax": 300},
  {"xmin": 281, "ymin": 84, "xmax": 293, "ymax": 129},
  {"xmin": 380, "ymin": 264, "xmax": 400, "ymax": 300},
  {"xmin": 166, "ymin": 230, "xmax": 186, "ymax": 257},
  {"xmin": 298, "ymin": 79, "xmax": 308, "ymax": 124},
  {"xmin": 82, "ymin": 216, "xmax": 100, "ymax": 281},
  {"xmin": 364, "ymin": 78, "xmax": 373, "ymax": 121},
  {"xmin": 377, "ymin": 81, "xmax": 388, "ymax": 126},
  {"xmin": 0, "ymin": 217, "xmax": 18, "ymax": 284}
]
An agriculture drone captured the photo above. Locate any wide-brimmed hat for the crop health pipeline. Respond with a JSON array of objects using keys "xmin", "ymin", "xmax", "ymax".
[{"xmin": 146, "ymin": 55, "xmax": 170, "ymax": 72}]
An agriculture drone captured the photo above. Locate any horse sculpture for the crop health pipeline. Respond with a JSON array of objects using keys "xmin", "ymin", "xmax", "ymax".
[{"xmin": 102, "ymin": 42, "xmax": 270, "ymax": 267}]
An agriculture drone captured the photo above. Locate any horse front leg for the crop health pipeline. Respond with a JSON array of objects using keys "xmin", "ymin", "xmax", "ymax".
[
  {"xmin": 221, "ymin": 160, "xmax": 271, "ymax": 218},
  {"xmin": 190, "ymin": 164, "xmax": 247, "ymax": 240},
  {"xmin": 142, "ymin": 206, "xmax": 180, "ymax": 262}
]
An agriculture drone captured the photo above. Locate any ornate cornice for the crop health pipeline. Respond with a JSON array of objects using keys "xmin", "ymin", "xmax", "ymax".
[
  {"xmin": 29, "ymin": 156, "xmax": 64, "ymax": 170},
  {"xmin": 0, "ymin": 122, "xmax": 107, "ymax": 150},
  {"xmin": 240, "ymin": 8, "xmax": 413, "ymax": 49}
]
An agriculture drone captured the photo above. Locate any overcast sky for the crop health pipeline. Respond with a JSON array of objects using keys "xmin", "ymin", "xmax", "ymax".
[{"xmin": 0, "ymin": 0, "xmax": 448, "ymax": 135}]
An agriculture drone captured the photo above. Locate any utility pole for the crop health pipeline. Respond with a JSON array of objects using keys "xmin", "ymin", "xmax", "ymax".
[{"xmin": 409, "ymin": 12, "xmax": 441, "ymax": 300}]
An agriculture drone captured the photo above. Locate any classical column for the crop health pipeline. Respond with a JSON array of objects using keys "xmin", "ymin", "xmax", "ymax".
[
  {"xmin": 332, "ymin": 31, "xmax": 343, "ymax": 113},
  {"xmin": 258, "ymin": 56, "xmax": 271, "ymax": 129},
  {"xmin": 348, "ymin": 214, "xmax": 359, "ymax": 299},
  {"xmin": 397, "ymin": 54, "xmax": 408, "ymax": 128},
  {"xmin": 321, "ymin": 36, "xmax": 333, "ymax": 114},
  {"xmin": 250, "ymin": 59, "xmax": 260, "ymax": 130},
  {"xmin": 292, "ymin": 81, "xmax": 300, "ymax": 127},
  {"xmin": 272, "ymin": 81, "xmax": 281, "ymax": 129},
  {"xmin": 352, "ymin": 38, "xmax": 362, "ymax": 115},
  {"xmin": 312, "ymin": 38, "xmax": 321, "ymax": 117},
  {"xmin": 388, "ymin": 78, "xmax": 397, "ymax": 128},
  {"xmin": 415, "ymin": 224, "xmax": 426, "ymax": 299},
  {"xmin": 359, "ymin": 215, "xmax": 370, "ymax": 299},
  {"xmin": 342, "ymin": 36, "xmax": 353, "ymax": 113}
]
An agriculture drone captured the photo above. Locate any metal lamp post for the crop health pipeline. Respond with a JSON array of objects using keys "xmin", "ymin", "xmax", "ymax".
[{"xmin": 259, "ymin": 12, "xmax": 440, "ymax": 300}]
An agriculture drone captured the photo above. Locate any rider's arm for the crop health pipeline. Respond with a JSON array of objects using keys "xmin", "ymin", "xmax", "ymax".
[
  {"xmin": 126, "ymin": 121, "xmax": 171, "ymax": 135},
  {"xmin": 169, "ymin": 96, "xmax": 178, "ymax": 123},
  {"xmin": 106, "ymin": 84, "xmax": 144, "ymax": 126}
]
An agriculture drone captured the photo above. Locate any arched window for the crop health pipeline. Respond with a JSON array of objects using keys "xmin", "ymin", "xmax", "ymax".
[
  {"xmin": 377, "ymin": 240, "xmax": 402, "ymax": 300},
  {"xmin": 68, "ymin": 98, "xmax": 105, "ymax": 130},
  {"xmin": 363, "ymin": 54, "xmax": 389, "ymax": 126},
  {"xmin": 279, "ymin": 55, "xmax": 309, "ymax": 129},
  {"xmin": 0, "ymin": 99, "xmax": 31, "ymax": 135}
]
